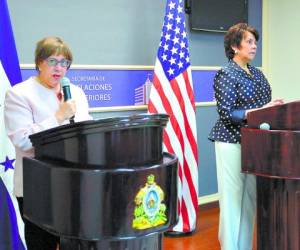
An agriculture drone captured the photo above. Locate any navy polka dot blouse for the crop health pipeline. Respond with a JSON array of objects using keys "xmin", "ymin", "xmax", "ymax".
[{"xmin": 209, "ymin": 60, "xmax": 272, "ymax": 143}]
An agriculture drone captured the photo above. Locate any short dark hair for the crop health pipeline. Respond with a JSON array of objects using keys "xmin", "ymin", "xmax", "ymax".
[
  {"xmin": 224, "ymin": 23, "xmax": 259, "ymax": 60},
  {"xmin": 35, "ymin": 37, "xmax": 73, "ymax": 70}
]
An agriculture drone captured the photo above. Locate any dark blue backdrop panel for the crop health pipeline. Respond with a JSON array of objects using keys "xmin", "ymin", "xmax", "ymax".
[
  {"xmin": 194, "ymin": 70, "xmax": 216, "ymax": 102},
  {"xmin": 21, "ymin": 68, "xmax": 217, "ymax": 108}
]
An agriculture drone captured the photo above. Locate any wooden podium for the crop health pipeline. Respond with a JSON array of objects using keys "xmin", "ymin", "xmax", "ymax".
[
  {"xmin": 241, "ymin": 101, "xmax": 300, "ymax": 250},
  {"xmin": 23, "ymin": 114, "xmax": 178, "ymax": 250}
]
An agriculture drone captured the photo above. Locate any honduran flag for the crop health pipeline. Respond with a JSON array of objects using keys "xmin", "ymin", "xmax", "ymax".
[{"xmin": 0, "ymin": 0, "xmax": 26, "ymax": 249}]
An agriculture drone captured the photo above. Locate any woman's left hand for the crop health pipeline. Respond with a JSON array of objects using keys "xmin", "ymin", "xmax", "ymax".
[
  {"xmin": 263, "ymin": 99, "xmax": 284, "ymax": 108},
  {"xmin": 245, "ymin": 99, "xmax": 284, "ymax": 118}
]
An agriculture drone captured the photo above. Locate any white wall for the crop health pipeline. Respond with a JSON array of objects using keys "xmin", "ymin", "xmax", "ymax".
[{"xmin": 263, "ymin": 0, "xmax": 300, "ymax": 102}]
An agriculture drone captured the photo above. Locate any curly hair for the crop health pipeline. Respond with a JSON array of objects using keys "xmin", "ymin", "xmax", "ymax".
[{"xmin": 224, "ymin": 23, "xmax": 259, "ymax": 60}]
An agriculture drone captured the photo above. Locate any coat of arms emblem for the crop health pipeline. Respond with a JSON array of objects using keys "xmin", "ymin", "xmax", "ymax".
[{"xmin": 132, "ymin": 174, "xmax": 167, "ymax": 229}]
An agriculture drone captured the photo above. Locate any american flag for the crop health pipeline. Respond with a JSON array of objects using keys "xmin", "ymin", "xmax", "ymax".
[{"xmin": 148, "ymin": 0, "xmax": 198, "ymax": 232}]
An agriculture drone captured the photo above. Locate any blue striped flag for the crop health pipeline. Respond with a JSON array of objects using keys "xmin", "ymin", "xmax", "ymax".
[{"xmin": 0, "ymin": 0, "xmax": 26, "ymax": 249}]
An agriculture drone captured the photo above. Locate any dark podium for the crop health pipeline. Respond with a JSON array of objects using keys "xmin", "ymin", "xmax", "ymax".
[
  {"xmin": 241, "ymin": 101, "xmax": 300, "ymax": 250},
  {"xmin": 23, "ymin": 114, "xmax": 178, "ymax": 250}
]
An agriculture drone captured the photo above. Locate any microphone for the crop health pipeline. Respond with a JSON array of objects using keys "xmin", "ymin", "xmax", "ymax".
[
  {"xmin": 259, "ymin": 122, "xmax": 271, "ymax": 130},
  {"xmin": 60, "ymin": 77, "xmax": 74, "ymax": 124}
]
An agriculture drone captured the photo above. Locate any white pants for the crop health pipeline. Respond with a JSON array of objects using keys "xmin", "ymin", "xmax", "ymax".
[{"xmin": 215, "ymin": 141, "xmax": 256, "ymax": 250}]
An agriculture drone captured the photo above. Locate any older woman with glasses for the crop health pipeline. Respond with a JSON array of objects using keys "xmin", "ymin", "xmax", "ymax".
[{"xmin": 4, "ymin": 36, "xmax": 91, "ymax": 250}]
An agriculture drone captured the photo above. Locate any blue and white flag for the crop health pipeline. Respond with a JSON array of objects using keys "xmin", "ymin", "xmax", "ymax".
[{"xmin": 0, "ymin": 0, "xmax": 26, "ymax": 249}]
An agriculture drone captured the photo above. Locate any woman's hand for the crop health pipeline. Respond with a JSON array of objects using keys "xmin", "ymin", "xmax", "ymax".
[
  {"xmin": 55, "ymin": 100, "xmax": 76, "ymax": 124},
  {"xmin": 262, "ymin": 99, "xmax": 284, "ymax": 108},
  {"xmin": 245, "ymin": 99, "xmax": 284, "ymax": 118}
]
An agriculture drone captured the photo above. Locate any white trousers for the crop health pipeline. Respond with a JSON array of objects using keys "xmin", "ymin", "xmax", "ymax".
[{"xmin": 215, "ymin": 141, "xmax": 256, "ymax": 250}]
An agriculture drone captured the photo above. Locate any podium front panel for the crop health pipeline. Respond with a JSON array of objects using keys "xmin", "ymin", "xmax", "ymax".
[
  {"xmin": 241, "ymin": 128, "xmax": 300, "ymax": 179},
  {"xmin": 23, "ymin": 153, "xmax": 178, "ymax": 241}
]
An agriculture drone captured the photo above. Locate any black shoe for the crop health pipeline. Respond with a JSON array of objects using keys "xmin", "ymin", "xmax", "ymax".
[{"xmin": 164, "ymin": 229, "xmax": 196, "ymax": 238}]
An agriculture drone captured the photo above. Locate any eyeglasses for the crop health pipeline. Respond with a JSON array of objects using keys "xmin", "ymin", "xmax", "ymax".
[{"xmin": 45, "ymin": 58, "xmax": 71, "ymax": 68}]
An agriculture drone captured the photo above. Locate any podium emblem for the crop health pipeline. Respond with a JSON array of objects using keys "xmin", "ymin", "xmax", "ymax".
[{"xmin": 132, "ymin": 174, "xmax": 167, "ymax": 229}]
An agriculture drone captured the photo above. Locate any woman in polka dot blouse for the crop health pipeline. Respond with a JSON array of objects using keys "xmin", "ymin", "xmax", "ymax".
[{"xmin": 208, "ymin": 23, "xmax": 283, "ymax": 250}]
